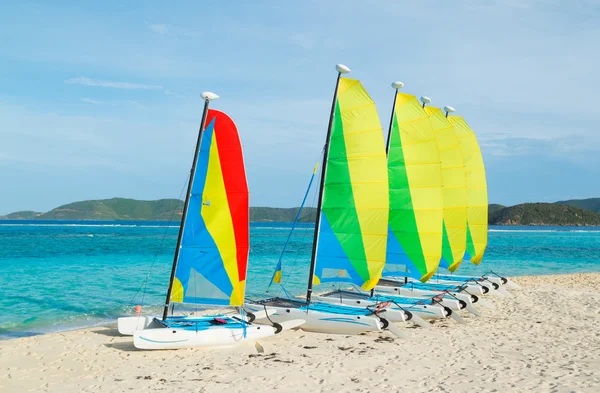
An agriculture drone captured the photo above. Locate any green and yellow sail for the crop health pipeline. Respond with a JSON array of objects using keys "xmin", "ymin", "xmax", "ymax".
[
  {"xmin": 384, "ymin": 93, "xmax": 443, "ymax": 282},
  {"xmin": 313, "ymin": 77, "xmax": 389, "ymax": 290},
  {"xmin": 425, "ymin": 106, "xmax": 467, "ymax": 272},
  {"xmin": 448, "ymin": 116, "xmax": 488, "ymax": 264}
]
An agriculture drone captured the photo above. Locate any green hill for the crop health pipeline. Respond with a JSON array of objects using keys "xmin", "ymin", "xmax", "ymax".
[
  {"xmin": 250, "ymin": 207, "xmax": 317, "ymax": 222},
  {"xmin": 556, "ymin": 198, "xmax": 600, "ymax": 213},
  {"xmin": 3, "ymin": 210, "xmax": 43, "ymax": 219},
  {"xmin": 489, "ymin": 203, "xmax": 600, "ymax": 226},
  {"xmin": 0, "ymin": 199, "xmax": 317, "ymax": 222},
  {"xmin": 488, "ymin": 204, "xmax": 506, "ymax": 215},
  {"xmin": 31, "ymin": 198, "xmax": 184, "ymax": 221},
  {"xmin": 4, "ymin": 198, "xmax": 600, "ymax": 225}
]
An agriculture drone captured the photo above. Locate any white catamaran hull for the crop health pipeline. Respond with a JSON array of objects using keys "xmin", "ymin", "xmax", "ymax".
[
  {"xmin": 440, "ymin": 274, "xmax": 521, "ymax": 291},
  {"xmin": 431, "ymin": 278, "xmax": 511, "ymax": 297},
  {"xmin": 244, "ymin": 304, "xmax": 385, "ymax": 335},
  {"xmin": 312, "ymin": 295, "xmax": 447, "ymax": 321},
  {"xmin": 133, "ymin": 319, "xmax": 304, "ymax": 350},
  {"xmin": 118, "ymin": 309, "xmax": 276, "ymax": 336},
  {"xmin": 373, "ymin": 286, "xmax": 481, "ymax": 316},
  {"xmin": 118, "ymin": 316, "xmax": 156, "ymax": 335},
  {"xmin": 381, "ymin": 279, "xmax": 487, "ymax": 296},
  {"xmin": 309, "ymin": 296, "xmax": 408, "ymax": 322}
]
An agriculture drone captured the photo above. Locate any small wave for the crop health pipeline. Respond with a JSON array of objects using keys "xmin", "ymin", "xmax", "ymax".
[{"xmin": 0, "ymin": 223, "xmax": 179, "ymax": 228}]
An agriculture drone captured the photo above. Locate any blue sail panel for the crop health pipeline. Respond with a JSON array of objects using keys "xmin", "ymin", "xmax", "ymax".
[{"xmin": 383, "ymin": 226, "xmax": 422, "ymax": 280}]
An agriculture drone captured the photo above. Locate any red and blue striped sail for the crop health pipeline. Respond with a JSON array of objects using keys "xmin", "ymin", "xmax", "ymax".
[{"xmin": 170, "ymin": 109, "xmax": 249, "ymax": 307}]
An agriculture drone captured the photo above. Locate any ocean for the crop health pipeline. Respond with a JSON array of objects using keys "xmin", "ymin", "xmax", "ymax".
[{"xmin": 1, "ymin": 220, "xmax": 600, "ymax": 339}]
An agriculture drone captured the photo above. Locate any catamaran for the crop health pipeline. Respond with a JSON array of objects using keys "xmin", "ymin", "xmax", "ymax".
[
  {"xmin": 118, "ymin": 92, "xmax": 303, "ymax": 349},
  {"xmin": 313, "ymin": 81, "xmax": 466, "ymax": 324},
  {"xmin": 379, "ymin": 103, "xmax": 517, "ymax": 300},
  {"xmin": 246, "ymin": 64, "xmax": 406, "ymax": 336}
]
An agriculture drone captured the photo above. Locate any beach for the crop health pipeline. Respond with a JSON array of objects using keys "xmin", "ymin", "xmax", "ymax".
[{"xmin": 1, "ymin": 273, "xmax": 599, "ymax": 393}]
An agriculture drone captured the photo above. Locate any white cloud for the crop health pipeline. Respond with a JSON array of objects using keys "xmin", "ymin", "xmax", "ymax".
[
  {"xmin": 80, "ymin": 98, "xmax": 147, "ymax": 109},
  {"xmin": 148, "ymin": 23, "xmax": 168, "ymax": 35},
  {"xmin": 80, "ymin": 98, "xmax": 105, "ymax": 104},
  {"xmin": 65, "ymin": 77, "xmax": 163, "ymax": 90}
]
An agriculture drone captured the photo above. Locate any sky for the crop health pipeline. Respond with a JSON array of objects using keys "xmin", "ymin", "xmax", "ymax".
[{"xmin": 1, "ymin": 0, "xmax": 599, "ymax": 214}]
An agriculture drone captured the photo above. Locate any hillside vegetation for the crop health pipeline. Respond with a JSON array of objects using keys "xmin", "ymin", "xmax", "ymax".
[
  {"xmin": 3, "ymin": 198, "xmax": 600, "ymax": 225},
  {"xmin": 488, "ymin": 204, "xmax": 506, "ymax": 215},
  {"xmin": 556, "ymin": 198, "xmax": 600, "ymax": 213},
  {"xmin": 6, "ymin": 198, "xmax": 185, "ymax": 221},
  {"xmin": 4, "ymin": 210, "xmax": 43, "ymax": 219},
  {"xmin": 489, "ymin": 203, "xmax": 600, "ymax": 226},
  {"xmin": 1, "ymin": 199, "xmax": 316, "ymax": 222},
  {"xmin": 250, "ymin": 207, "xmax": 317, "ymax": 222}
]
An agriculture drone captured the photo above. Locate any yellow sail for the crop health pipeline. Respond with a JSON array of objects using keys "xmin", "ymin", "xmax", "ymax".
[
  {"xmin": 448, "ymin": 116, "xmax": 487, "ymax": 264},
  {"xmin": 313, "ymin": 77, "xmax": 389, "ymax": 290},
  {"xmin": 385, "ymin": 92, "xmax": 443, "ymax": 282},
  {"xmin": 424, "ymin": 107, "xmax": 467, "ymax": 271}
]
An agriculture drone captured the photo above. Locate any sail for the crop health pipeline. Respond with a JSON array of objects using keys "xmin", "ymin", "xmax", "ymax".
[
  {"xmin": 170, "ymin": 109, "xmax": 249, "ymax": 306},
  {"xmin": 385, "ymin": 92, "xmax": 443, "ymax": 282},
  {"xmin": 312, "ymin": 78, "xmax": 389, "ymax": 290},
  {"xmin": 448, "ymin": 116, "xmax": 488, "ymax": 264},
  {"xmin": 424, "ymin": 107, "xmax": 467, "ymax": 272}
]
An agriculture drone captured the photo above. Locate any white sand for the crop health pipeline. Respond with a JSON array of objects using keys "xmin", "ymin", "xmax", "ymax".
[{"xmin": 2, "ymin": 273, "xmax": 600, "ymax": 393}]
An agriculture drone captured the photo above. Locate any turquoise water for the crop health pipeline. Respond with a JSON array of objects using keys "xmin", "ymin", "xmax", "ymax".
[{"xmin": 1, "ymin": 221, "xmax": 600, "ymax": 339}]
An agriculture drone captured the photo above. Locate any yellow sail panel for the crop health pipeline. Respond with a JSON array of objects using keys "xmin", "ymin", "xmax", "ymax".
[
  {"xmin": 314, "ymin": 78, "xmax": 389, "ymax": 290},
  {"xmin": 425, "ymin": 107, "xmax": 467, "ymax": 272},
  {"xmin": 448, "ymin": 116, "xmax": 487, "ymax": 264},
  {"xmin": 338, "ymin": 78, "xmax": 389, "ymax": 286},
  {"xmin": 386, "ymin": 92, "xmax": 443, "ymax": 280}
]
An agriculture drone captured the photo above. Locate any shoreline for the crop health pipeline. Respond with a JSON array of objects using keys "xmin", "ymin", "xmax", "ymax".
[
  {"xmin": 2, "ymin": 273, "xmax": 600, "ymax": 392},
  {"xmin": 4, "ymin": 272, "xmax": 600, "ymax": 342}
]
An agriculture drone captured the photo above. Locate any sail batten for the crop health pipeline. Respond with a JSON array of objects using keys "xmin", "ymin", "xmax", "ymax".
[
  {"xmin": 171, "ymin": 109, "xmax": 249, "ymax": 307},
  {"xmin": 312, "ymin": 78, "xmax": 389, "ymax": 291}
]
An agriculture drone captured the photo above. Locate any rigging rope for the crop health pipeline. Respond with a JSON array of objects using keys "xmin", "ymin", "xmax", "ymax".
[
  {"xmin": 126, "ymin": 173, "xmax": 190, "ymax": 310},
  {"xmin": 275, "ymin": 153, "xmax": 323, "ymax": 297}
]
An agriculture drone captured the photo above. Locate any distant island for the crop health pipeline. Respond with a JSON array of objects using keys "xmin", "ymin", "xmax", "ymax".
[
  {"xmin": 0, "ymin": 198, "xmax": 317, "ymax": 223},
  {"xmin": 488, "ymin": 202, "xmax": 600, "ymax": 226},
  {"xmin": 2, "ymin": 197, "xmax": 600, "ymax": 226}
]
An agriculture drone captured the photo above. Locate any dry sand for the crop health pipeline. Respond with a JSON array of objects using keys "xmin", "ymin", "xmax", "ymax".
[{"xmin": 2, "ymin": 273, "xmax": 600, "ymax": 393}]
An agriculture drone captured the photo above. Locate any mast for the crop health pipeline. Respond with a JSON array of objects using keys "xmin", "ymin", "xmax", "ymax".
[
  {"xmin": 385, "ymin": 82, "xmax": 402, "ymax": 284},
  {"xmin": 386, "ymin": 82, "xmax": 403, "ymax": 154},
  {"xmin": 162, "ymin": 91, "xmax": 219, "ymax": 321},
  {"xmin": 305, "ymin": 64, "xmax": 350, "ymax": 305}
]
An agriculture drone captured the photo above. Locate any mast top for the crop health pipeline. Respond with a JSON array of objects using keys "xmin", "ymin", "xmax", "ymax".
[
  {"xmin": 444, "ymin": 105, "xmax": 456, "ymax": 113},
  {"xmin": 201, "ymin": 91, "xmax": 219, "ymax": 101},
  {"xmin": 336, "ymin": 64, "xmax": 351, "ymax": 74},
  {"xmin": 391, "ymin": 81, "xmax": 404, "ymax": 89},
  {"xmin": 420, "ymin": 96, "xmax": 431, "ymax": 105}
]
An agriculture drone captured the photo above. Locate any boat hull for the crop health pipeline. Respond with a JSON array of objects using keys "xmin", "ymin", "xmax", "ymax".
[
  {"xmin": 312, "ymin": 294, "xmax": 446, "ymax": 321},
  {"xmin": 118, "ymin": 309, "xmax": 276, "ymax": 336},
  {"xmin": 118, "ymin": 316, "xmax": 157, "ymax": 335},
  {"xmin": 245, "ymin": 303, "xmax": 384, "ymax": 335},
  {"xmin": 133, "ymin": 319, "xmax": 304, "ymax": 350},
  {"xmin": 373, "ymin": 286, "xmax": 481, "ymax": 316}
]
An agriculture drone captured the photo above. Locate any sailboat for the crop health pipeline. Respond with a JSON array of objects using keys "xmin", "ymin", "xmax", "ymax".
[
  {"xmin": 118, "ymin": 92, "xmax": 303, "ymax": 350},
  {"xmin": 246, "ymin": 64, "xmax": 407, "ymax": 336},
  {"xmin": 378, "ymin": 102, "xmax": 485, "ymax": 313},
  {"xmin": 364, "ymin": 84, "xmax": 480, "ymax": 316},
  {"xmin": 428, "ymin": 111, "xmax": 520, "ymax": 292},
  {"xmin": 380, "ymin": 104, "xmax": 514, "ymax": 300},
  {"xmin": 315, "ymin": 82, "xmax": 469, "ymax": 323}
]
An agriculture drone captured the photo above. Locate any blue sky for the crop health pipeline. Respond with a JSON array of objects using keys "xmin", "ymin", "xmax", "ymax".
[{"xmin": 1, "ymin": 1, "xmax": 599, "ymax": 214}]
